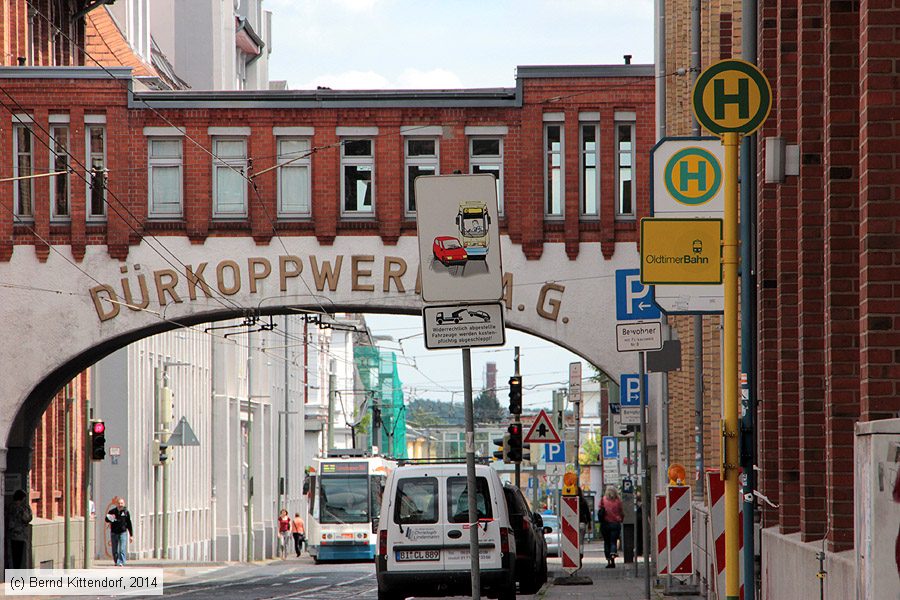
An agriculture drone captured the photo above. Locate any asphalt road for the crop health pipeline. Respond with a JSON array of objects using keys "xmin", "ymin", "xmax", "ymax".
[{"xmin": 81, "ymin": 555, "xmax": 550, "ymax": 600}]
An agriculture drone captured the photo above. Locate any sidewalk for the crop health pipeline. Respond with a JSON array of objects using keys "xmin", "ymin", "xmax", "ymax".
[{"xmin": 541, "ymin": 543, "xmax": 701, "ymax": 600}]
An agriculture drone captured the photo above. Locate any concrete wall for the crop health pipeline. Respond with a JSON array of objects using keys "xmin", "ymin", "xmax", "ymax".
[
  {"xmin": 30, "ymin": 517, "xmax": 95, "ymax": 569},
  {"xmin": 760, "ymin": 528, "xmax": 855, "ymax": 600}
]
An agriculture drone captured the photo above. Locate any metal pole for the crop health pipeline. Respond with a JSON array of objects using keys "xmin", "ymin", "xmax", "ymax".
[
  {"xmin": 695, "ymin": 317, "xmax": 705, "ymax": 496},
  {"xmin": 691, "ymin": 0, "xmax": 705, "ymax": 500},
  {"xmin": 638, "ymin": 353, "xmax": 651, "ymax": 599},
  {"xmin": 741, "ymin": 5, "xmax": 760, "ymax": 600},
  {"xmin": 462, "ymin": 348, "xmax": 481, "ymax": 600},
  {"xmin": 246, "ymin": 329, "xmax": 254, "ymax": 562},
  {"xmin": 723, "ymin": 131, "xmax": 741, "ymax": 600},
  {"xmin": 83, "ymin": 391, "xmax": 91, "ymax": 568},
  {"xmin": 328, "ymin": 360, "xmax": 336, "ymax": 451},
  {"xmin": 64, "ymin": 385, "xmax": 72, "ymax": 569},
  {"xmin": 514, "ymin": 346, "xmax": 521, "ymax": 489},
  {"xmin": 153, "ymin": 367, "xmax": 160, "ymax": 559},
  {"xmin": 161, "ymin": 368, "xmax": 170, "ymax": 559},
  {"xmin": 654, "ymin": 0, "xmax": 666, "ymax": 140}
]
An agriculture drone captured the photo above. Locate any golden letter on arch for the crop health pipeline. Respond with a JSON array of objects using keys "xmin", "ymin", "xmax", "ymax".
[
  {"xmin": 536, "ymin": 283, "xmax": 565, "ymax": 321},
  {"xmin": 91, "ymin": 284, "xmax": 120, "ymax": 322}
]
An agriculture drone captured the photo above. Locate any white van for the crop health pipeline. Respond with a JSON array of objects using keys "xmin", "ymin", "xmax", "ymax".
[{"xmin": 375, "ymin": 462, "xmax": 517, "ymax": 600}]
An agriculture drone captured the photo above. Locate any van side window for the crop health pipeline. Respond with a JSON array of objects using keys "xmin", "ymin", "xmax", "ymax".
[
  {"xmin": 448, "ymin": 477, "xmax": 493, "ymax": 523},
  {"xmin": 395, "ymin": 477, "xmax": 439, "ymax": 524}
]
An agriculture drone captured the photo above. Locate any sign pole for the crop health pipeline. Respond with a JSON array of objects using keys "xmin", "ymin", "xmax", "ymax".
[
  {"xmin": 462, "ymin": 348, "xmax": 482, "ymax": 600},
  {"xmin": 722, "ymin": 131, "xmax": 741, "ymax": 600}
]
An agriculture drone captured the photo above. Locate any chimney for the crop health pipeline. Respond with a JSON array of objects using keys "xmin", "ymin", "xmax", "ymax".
[
  {"xmin": 17, "ymin": 57, "xmax": 26, "ymax": 66},
  {"xmin": 623, "ymin": 54, "xmax": 632, "ymax": 65}
]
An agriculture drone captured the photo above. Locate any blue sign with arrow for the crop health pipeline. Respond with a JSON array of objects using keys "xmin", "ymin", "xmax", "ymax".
[
  {"xmin": 616, "ymin": 268, "xmax": 661, "ymax": 321},
  {"xmin": 620, "ymin": 374, "xmax": 650, "ymax": 406}
]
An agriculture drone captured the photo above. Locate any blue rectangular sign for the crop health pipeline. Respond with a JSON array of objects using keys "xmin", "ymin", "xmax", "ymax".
[
  {"xmin": 602, "ymin": 436, "xmax": 618, "ymax": 459},
  {"xmin": 544, "ymin": 442, "xmax": 565, "ymax": 463},
  {"xmin": 616, "ymin": 268, "xmax": 661, "ymax": 321},
  {"xmin": 620, "ymin": 374, "xmax": 650, "ymax": 406}
]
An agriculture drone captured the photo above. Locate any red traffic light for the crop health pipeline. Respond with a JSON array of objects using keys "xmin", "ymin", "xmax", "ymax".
[
  {"xmin": 92, "ymin": 421, "xmax": 105, "ymax": 434},
  {"xmin": 508, "ymin": 423, "xmax": 521, "ymax": 435}
]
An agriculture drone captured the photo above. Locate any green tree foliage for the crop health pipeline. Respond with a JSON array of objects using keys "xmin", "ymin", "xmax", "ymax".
[
  {"xmin": 407, "ymin": 398, "xmax": 464, "ymax": 428},
  {"xmin": 474, "ymin": 389, "xmax": 506, "ymax": 424},
  {"xmin": 580, "ymin": 433, "xmax": 603, "ymax": 464}
]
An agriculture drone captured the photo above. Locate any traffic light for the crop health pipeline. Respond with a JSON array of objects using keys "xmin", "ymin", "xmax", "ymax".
[
  {"xmin": 508, "ymin": 376, "xmax": 522, "ymax": 414},
  {"xmin": 521, "ymin": 443, "xmax": 532, "ymax": 464},
  {"xmin": 493, "ymin": 433, "xmax": 510, "ymax": 464},
  {"xmin": 507, "ymin": 423, "xmax": 523, "ymax": 463},
  {"xmin": 90, "ymin": 420, "xmax": 106, "ymax": 461},
  {"xmin": 158, "ymin": 439, "xmax": 169, "ymax": 464}
]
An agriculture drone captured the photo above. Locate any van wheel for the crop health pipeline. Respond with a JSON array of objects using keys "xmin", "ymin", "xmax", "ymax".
[
  {"xmin": 377, "ymin": 589, "xmax": 403, "ymax": 600},
  {"xmin": 497, "ymin": 584, "xmax": 516, "ymax": 600},
  {"xmin": 519, "ymin": 568, "xmax": 539, "ymax": 595}
]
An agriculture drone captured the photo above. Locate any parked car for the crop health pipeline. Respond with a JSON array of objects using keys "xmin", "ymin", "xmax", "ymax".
[
  {"xmin": 541, "ymin": 514, "xmax": 560, "ymax": 556},
  {"xmin": 375, "ymin": 462, "xmax": 517, "ymax": 600},
  {"xmin": 502, "ymin": 484, "xmax": 548, "ymax": 594},
  {"xmin": 432, "ymin": 236, "xmax": 468, "ymax": 266}
]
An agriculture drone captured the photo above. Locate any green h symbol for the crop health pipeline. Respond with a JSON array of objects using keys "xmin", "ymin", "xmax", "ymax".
[
  {"xmin": 679, "ymin": 159, "xmax": 707, "ymax": 192},
  {"xmin": 713, "ymin": 77, "xmax": 750, "ymax": 120}
]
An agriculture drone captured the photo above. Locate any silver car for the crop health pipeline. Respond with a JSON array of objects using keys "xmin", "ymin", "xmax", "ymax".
[{"xmin": 542, "ymin": 514, "xmax": 560, "ymax": 556}]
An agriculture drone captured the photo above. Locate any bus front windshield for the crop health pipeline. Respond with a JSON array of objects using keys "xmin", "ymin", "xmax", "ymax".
[
  {"xmin": 461, "ymin": 216, "xmax": 487, "ymax": 237},
  {"xmin": 319, "ymin": 475, "xmax": 370, "ymax": 523}
]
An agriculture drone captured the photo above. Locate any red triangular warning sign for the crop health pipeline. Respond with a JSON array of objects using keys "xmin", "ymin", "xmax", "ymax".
[{"xmin": 524, "ymin": 409, "xmax": 561, "ymax": 444}]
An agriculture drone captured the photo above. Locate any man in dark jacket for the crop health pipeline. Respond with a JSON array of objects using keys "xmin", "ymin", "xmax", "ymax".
[{"xmin": 106, "ymin": 497, "xmax": 133, "ymax": 566}]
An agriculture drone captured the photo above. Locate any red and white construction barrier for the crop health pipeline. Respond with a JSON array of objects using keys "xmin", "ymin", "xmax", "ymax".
[
  {"xmin": 666, "ymin": 485, "xmax": 694, "ymax": 575},
  {"xmin": 706, "ymin": 470, "xmax": 745, "ymax": 600},
  {"xmin": 655, "ymin": 494, "xmax": 669, "ymax": 575},
  {"xmin": 560, "ymin": 495, "xmax": 581, "ymax": 574}
]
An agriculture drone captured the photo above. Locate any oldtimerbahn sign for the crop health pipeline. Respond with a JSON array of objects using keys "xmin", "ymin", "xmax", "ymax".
[{"xmin": 640, "ymin": 218, "xmax": 723, "ymax": 285}]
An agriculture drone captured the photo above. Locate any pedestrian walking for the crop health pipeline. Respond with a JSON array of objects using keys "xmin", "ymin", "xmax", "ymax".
[
  {"xmin": 6, "ymin": 489, "xmax": 33, "ymax": 569},
  {"xmin": 106, "ymin": 497, "xmax": 133, "ymax": 566},
  {"xmin": 599, "ymin": 485, "xmax": 624, "ymax": 568},
  {"xmin": 291, "ymin": 513, "xmax": 306, "ymax": 557},
  {"xmin": 277, "ymin": 509, "xmax": 291, "ymax": 559}
]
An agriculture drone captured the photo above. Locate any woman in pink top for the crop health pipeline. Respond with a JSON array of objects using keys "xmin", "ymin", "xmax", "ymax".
[{"xmin": 599, "ymin": 485, "xmax": 625, "ymax": 568}]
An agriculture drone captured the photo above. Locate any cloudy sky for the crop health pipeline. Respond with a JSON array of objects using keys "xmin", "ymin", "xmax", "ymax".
[
  {"xmin": 265, "ymin": 0, "xmax": 654, "ymax": 409},
  {"xmin": 268, "ymin": 0, "xmax": 654, "ymax": 90}
]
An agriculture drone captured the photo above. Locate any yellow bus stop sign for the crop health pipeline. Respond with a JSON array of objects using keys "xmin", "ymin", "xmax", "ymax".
[
  {"xmin": 692, "ymin": 59, "xmax": 772, "ymax": 136},
  {"xmin": 640, "ymin": 218, "xmax": 723, "ymax": 285}
]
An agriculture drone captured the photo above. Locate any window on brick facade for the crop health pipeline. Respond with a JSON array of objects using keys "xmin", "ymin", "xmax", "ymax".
[
  {"xmin": 469, "ymin": 137, "xmax": 503, "ymax": 215},
  {"xmin": 50, "ymin": 125, "xmax": 70, "ymax": 220},
  {"xmin": 13, "ymin": 124, "xmax": 34, "ymax": 219},
  {"xmin": 278, "ymin": 138, "xmax": 312, "ymax": 218},
  {"xmin": 212, "ymin": 138, "xmax": 248, "ymax": 218},
  {"xmin": 544, "ymin": 124, "xmax": 563, "ymax": 218},
  {"xmin": 580, "ymin": 124, "xmax": 600, "ymax": 217},
  {"xmin": 86, "ymin": 125, "xmax": 107, "ymax": 220},
  {"xmin": 148, "ymin": 138, "xmax": 183, "ymax": 218},
  {"xmin": 615, "ymin": 123, "xmax": 635, "ymax": 219},
  {"xmin": 341, "ymin": 138, "xmax": 374, "ymax": 216},
  {"xmin": 405, "ymin": 138, "xmax": 438, "ymax": 214}
]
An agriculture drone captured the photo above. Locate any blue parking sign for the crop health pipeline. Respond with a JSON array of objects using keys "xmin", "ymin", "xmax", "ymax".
[
  {"xmin": 620, "ymin": 374, "xmax": 649, "ymax": 406},
  {"xmin": 545, "ymin": 443, "xmax": 565, "ymax": 463},
  {"xmin": 615, "ymin": 269, "xmax": 661, "ymax": 321},
  {"xmin": 602, "ymin": 436, "xmax": 618, "ymax": 459}
]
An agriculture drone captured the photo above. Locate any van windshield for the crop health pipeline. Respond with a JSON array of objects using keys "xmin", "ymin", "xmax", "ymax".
[
  {"xmin": 394, "ymin": 477, "xmax": 438, "ymax": 524},
  {"xmin": 447, "ymin": 477, "xmax": 493, "ymax": 523}
]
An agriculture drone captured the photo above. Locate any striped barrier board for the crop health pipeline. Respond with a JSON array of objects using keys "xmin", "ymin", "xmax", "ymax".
[
  {"xmin": 706, "ymin": 470, "xmax": 744, "ymax": 600},
  {"xmin": 666, "ymin": 485, "xmax": 693, "ymax": 575},
  {"xmin": 560, "ymin": 495, "xmax": 581, "ymax": 574},
  {"xmin": 655, "ymin": 494, "xmax": 669, "ymax": 575}
]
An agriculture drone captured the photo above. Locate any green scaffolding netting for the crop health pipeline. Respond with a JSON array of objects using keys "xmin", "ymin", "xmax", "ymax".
[{"xmin": 354, "ymin": 346, "xmax": 407, "ymax": 459}]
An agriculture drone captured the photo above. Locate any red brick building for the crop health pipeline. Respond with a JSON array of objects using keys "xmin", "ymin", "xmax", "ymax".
[
  {"xmin": 664, "ymin": 0, "xmax": 900, "ymax": 597},
  {"xmin": 0, "ymin": 64, "xmax": 655, "ymax": 261}
]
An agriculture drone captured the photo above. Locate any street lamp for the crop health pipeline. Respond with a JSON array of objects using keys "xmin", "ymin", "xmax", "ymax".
[{"xmin": 157, "ymin": 360, "xmax": 189, "ymax": 560}]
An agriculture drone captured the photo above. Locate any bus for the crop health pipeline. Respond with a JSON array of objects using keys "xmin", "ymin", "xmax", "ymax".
[
  {"xmin": 304, "ymin": 453, "xmax": 395, "ymax": 562},
  {"xmin": 455, "ymin": 200, "xmax": 492, "ymax": 259}
]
